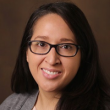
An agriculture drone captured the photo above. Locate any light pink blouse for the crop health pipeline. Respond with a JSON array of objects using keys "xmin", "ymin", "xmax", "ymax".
[{"xmin": 32, "ymin": 106, "xmax": 37, "ymax": 110}]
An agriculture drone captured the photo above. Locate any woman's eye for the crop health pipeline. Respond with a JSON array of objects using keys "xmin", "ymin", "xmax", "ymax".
[
  {"xmin": 62, "ymin": 45, "xmax": 72, "ymax": 49},
  {"xmin": 37, "ymin": 42, "xmax": 46, "ymax": 47}
]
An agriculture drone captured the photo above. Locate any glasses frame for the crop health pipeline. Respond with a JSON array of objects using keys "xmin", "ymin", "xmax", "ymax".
[{"xmin": 28, "ymin": 40, "xmax": 80, "ymax": 57}]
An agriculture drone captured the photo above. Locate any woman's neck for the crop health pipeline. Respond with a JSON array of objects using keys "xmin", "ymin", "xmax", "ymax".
[{"xmin": 35, "ymin": 88, "xmax": 61, "ymax": 110}]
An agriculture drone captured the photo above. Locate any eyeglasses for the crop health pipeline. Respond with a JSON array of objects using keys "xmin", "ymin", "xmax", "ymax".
[{"xmin": 28, "ymin": 40, "xmax": 80, "ymax": 57}]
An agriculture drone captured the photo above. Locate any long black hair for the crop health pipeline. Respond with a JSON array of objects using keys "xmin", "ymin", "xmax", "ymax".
[{"xmin": 11, "ymin": 1, "xmax": 110, "ymax": 110}]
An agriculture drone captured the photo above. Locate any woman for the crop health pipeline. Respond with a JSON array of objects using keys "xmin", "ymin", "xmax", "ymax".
[{"xmin": 0, "ymin": 1, "xmax": 110, "ymax": 110}]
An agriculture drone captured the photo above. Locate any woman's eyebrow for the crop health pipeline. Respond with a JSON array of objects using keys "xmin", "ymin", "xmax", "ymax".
[
  {"xmin": 60, "ymin": 38, "xmax": 75, "ymax": 43},
  {"xmin": 34, "ymin": 36, "xmax": 49, "ymax": 40},
  {"xmin": 34, "ymin": 36, "xmax": 75, "ymax": 43}
]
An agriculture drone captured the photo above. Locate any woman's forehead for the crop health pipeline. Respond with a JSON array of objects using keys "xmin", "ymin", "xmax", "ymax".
[{"xmin": 31, "ymin": 13, "xmax": 77, "ymax": 43}]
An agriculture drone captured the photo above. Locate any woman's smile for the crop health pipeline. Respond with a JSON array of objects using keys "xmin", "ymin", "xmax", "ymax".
[{"xmin": 41, "ymin": 68, "xmax": 62, "ymax": 79}]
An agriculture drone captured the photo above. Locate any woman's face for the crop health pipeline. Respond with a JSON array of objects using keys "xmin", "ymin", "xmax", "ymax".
[{"xmin": 26, "ymin": 14, "xmax": 81, "ymax": 93}]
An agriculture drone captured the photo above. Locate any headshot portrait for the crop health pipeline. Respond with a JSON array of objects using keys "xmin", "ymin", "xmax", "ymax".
[{"xmin": 0, "ymin": 0, "xmax": 110, "ymax": 110}]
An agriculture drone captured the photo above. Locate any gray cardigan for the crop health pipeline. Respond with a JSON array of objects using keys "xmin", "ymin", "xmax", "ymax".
[{"xmin": 0, "ymin": 90, "xmax": 38, "ymax": 110}]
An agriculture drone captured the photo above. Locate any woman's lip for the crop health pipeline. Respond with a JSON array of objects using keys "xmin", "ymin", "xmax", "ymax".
[
  {"xmin": 41, "ymin": 68, "xmax": 61, "ymax": 73},
  {"xmin": 41, "ymin": 68, "xmax": 62, "ymax": 79}
]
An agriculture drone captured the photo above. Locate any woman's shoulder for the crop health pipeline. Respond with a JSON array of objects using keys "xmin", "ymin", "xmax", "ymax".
[
  {"xmin": 0, "ymin": 89, "xmax": 38, "ymax": 110},
  {"xmin": 0, "ymin": 92, "xmax": 29, "ymax": 110}
]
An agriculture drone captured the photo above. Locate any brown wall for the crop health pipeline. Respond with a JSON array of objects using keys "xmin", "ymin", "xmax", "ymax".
[{"xmin": 0, "ymin": 0, "xmax": 110, "ymax": 104}]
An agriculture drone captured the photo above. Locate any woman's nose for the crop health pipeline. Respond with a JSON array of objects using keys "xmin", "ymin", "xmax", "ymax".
[{"xmin": 45, "ymin": 48, "xmax": 61, "ymax": 65}]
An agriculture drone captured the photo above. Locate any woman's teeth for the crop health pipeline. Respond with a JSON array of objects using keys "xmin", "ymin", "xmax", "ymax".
[{"xmin": 43, "ymin": 69, "xmax": 59, "ymax": 75}]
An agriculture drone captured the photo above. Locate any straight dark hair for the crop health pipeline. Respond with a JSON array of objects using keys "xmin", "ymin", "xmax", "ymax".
[{"xmin": 11, "ymin": 1, "xmax": 110, "ymax": 110}]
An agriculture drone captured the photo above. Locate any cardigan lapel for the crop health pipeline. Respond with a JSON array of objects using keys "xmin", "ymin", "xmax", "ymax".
[{"xmin": 21, "ymin": 90, "xmax": 38, "ymax": 110}]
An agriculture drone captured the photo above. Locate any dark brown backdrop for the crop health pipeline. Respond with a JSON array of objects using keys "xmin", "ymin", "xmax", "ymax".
[{"xmin": 0, "ymin": 0, "xmax": 110, "ymax": 104}]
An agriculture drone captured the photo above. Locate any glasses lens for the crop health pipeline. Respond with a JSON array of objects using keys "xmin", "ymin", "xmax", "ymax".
[
  {"xmin": 57, "ymin": 44, "xmax": 77, "ymax": 56},
  {"xmin": 30, "ymin": 41, "xmax": 50, "ymax": 54}
]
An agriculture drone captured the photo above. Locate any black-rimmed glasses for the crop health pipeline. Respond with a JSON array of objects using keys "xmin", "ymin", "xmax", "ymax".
[{"xmin": 28, "ymin": 40, "xmax": 80, "ymax": 57}]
